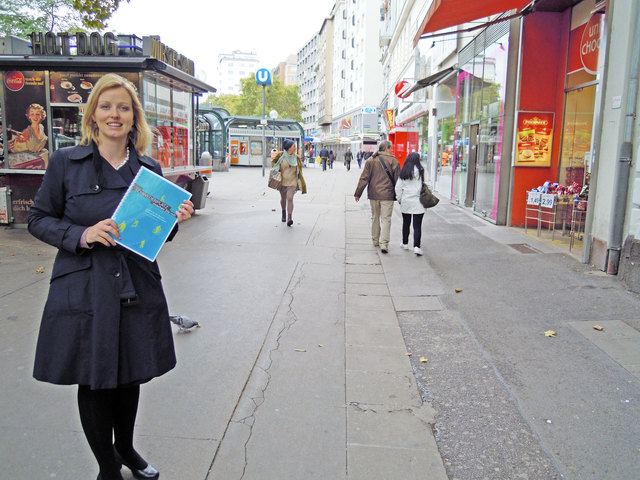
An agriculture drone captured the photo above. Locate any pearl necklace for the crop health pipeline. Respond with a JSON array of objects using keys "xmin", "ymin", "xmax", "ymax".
[{"xmin": 114, "ymin": 147, "xmax": 130, "ymax": 170}]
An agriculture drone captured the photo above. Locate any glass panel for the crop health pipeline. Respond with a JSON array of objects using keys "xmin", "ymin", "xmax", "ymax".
[
  {"xmin": 172, "ymin": 89, "xmax": 191, "ymax": 167},
  {"xmin": 453, "ymin": 124, "xmax": 470, "ymax": 204},
  {"xmin": 481, "ymin": 35, "xmax": 509, "ymax": 119},
  {"xmin": 558, "ymin": 86, "xmax": 596, "ymax": 187},
  {"xmin": 474, "ymin": 116, "xmax": 501, "ymax": 220},
  {"xmin": 51, "ymin": 107, "xmax": 83, "ymax": 151},
  {"xmin": 458, "ymin": 55, "xmax": 484, "ymax": 124}
]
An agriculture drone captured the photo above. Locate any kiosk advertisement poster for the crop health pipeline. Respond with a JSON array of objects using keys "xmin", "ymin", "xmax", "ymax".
[
  {"xmin": 515, "ymin": 111, "xmax": 554, "ymax": 167},
  {"xmin": 4, "ymin": 70, "xmax": 49, "ymax": 170},
  {"xmin": 50, "ymin": 72, "xmax": 139, "ymax": 104}
]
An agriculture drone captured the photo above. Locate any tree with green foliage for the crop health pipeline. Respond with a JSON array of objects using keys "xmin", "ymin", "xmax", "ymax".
[
  {"xmin": 0, "ymin": 0, "xmax": 128, "ymax": 36},
  {"xmin": 205, "ymin": 75, "xmax": 303, "ymax": 122}
]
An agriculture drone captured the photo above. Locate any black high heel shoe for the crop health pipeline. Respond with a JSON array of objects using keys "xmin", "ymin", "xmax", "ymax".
[{"xmin": 113, "ymin": 448, "xmax": 159, "ymax": 479}]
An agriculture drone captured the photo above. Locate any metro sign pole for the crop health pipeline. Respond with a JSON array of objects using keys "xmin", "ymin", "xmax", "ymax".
[{"xmin": 255, "ymin": 68, "xmax": 272, "ymax": 177}]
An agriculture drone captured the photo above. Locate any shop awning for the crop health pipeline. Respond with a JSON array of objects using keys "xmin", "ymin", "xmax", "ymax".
[
  {"xmin": 414, "ymin": 0, "xmax": 533, "ymax": 45},
  {"xmin": 407, "ymin": 67, "xmax": 456, "ymax": 95}
]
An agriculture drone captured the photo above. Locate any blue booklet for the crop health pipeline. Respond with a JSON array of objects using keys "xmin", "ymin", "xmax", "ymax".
[{"xmin": 111, "ymin": 167, "xmax": 192, "ymax": 262}]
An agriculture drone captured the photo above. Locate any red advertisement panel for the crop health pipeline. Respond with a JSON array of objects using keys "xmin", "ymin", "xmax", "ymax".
[{"xmin": 515, "ymin": 111, "xmax": 554, "ymax": 167}]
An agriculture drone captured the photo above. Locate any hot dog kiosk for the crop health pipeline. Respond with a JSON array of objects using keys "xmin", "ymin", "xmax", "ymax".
[{"xmin": 0, "ymin": 33, "xmax": 216, "ymax": 224}]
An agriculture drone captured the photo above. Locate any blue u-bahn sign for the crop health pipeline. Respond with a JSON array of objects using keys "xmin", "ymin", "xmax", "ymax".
[{"xmin": 255, "ymin": 68, "xmax": 272, "ymax": 86}]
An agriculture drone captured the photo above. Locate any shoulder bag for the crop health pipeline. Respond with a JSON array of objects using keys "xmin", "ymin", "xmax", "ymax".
[
  {"xmin": 420, "ymin": 182, "xmax": 439, "ymax": 208},
  {"xmin": 378, "ymin": 156, "xmax": 397, "ymax": 201}
]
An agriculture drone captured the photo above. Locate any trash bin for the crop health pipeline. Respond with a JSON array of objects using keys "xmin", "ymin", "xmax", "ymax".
[{"xmin": 190, "ymin": 174, "xmax": 209, "ymax": 210}]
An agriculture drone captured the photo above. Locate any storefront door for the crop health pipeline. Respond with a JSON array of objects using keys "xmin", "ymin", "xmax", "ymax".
[{"xmin": 465, "ymin": 123, "xmax": 479, "ymax": 207}]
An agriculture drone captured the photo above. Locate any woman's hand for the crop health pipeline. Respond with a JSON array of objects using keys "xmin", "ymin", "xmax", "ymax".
[
  {"xmin": 176, "ymin": 199, "xmax": 194, "ymax": 223},
  {"xmin": 86, "ymin": 219, "xmax": 120, "ymax": 247}
]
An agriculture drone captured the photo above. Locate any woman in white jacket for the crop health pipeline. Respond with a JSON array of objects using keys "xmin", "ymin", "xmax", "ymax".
[{"xmin": 395, "ymin": 152, "xmax": 425, "ymax": 256}]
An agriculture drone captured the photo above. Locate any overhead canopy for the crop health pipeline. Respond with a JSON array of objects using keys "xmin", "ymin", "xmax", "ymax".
[
  {"xmin": 414, "ymin": 0, "xmax": 533, "ymax": 45},
  {"xmin": 407, "ymin": 66, "xmax": 456, "ymax": 95}
]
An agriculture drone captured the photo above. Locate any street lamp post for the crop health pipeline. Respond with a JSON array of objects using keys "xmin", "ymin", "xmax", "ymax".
[{"xmin": 269, "ymin": 110, "xmax": 278, "ymax": 149}]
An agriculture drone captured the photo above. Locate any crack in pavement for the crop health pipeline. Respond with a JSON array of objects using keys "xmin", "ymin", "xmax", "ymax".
[{"xmin": 207, "ymin": 261, "xmax": 305, "ymax": 480}]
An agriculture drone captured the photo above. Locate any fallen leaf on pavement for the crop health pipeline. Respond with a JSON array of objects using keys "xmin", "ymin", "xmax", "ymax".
[
  {"xmin": 271, "ymin": 208, "xmax": 276, "ymax": 211},
  {"xmin": 35, "ymin": 267, "xmax": 44, "ymax": 274},
  {"xmin": 593, "ymin": 325, "xmax": 604, "ymax": 331},
  {"xmin": 455, "ymin": 288, "xmax": 463, "ymax": 293},
  {"xmin": 543, "ymin": 330, "xmax": 557, "ymax": 337},
  {"xmin": 405, "ymin": 352, "xmax": 413, "ymax": 356},
  {"xmin": 294, "ymin": 348, "xmax": 306, "ymax": 352},
  {"xmin": 419, "ymin": 357, "xmax": 429, "ymax": 363},
  {"xmin": 318, "ymin": 344, "xmax": 324, "ymax": 347}
]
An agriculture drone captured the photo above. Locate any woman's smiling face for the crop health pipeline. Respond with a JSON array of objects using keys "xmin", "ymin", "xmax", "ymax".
[{"xmin": 91, "ymin": 87, "xmax": 134, "ymax": 143}]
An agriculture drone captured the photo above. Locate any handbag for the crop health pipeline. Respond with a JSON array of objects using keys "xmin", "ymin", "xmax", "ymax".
[
  {"xmin": 268, "ymin": 170, "xmax": 282, "ymax": 190},
  {"xmin": 420, "ymin": 182, "xmax": 439, "ymax": 208}
]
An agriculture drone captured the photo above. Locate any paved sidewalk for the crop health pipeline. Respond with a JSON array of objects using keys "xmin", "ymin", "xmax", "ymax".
[{"xmin": 2, "ymin": 163, "xmax": 639, "ymax": 480}]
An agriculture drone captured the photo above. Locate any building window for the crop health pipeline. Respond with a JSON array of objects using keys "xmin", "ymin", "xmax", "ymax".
[
  {"xmin": 350, "ymin": 82, "xmax": 353, "ymax": 92},
  {"xmin": 352, "ymin": 15, "xmax": 355, "ymax": 26}
]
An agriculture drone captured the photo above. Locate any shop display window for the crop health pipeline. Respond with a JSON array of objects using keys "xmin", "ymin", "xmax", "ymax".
[
  {"xmin": 143, "ymin": 75, "xmax": 192, "ymax": 168},
  {"xmin": 51, "ymin": 107, "xmax": 83, "ymax": 150},
  {"xmin": 559, "ymin": 85, "xmax": 595, "ymax": 187},
  {"xmin": 453, "ymin": 32, "xmax": 509, "ymax": 220}
]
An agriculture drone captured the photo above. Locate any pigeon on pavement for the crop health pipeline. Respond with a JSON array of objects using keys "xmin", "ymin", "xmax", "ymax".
[{"xmin": 169, "ymin": 315, "xmax": 200, "ymax": 332}]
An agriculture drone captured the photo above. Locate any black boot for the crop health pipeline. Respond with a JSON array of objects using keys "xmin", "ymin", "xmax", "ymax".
[
  {"xmin": 287, "ymin": 215, "xmax": 293, "ymax": 227},
  {"xmin": 281, "ymin": 210, "xmax": 286, "ymax": 222}
]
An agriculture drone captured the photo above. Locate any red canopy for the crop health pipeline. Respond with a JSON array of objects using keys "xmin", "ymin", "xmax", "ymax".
[{"xmin": 414, "ymin": 0, "xmax": 533, "ymax": 45}]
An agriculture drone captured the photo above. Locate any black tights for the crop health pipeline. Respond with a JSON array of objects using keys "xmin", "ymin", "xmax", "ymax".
[
  {"xmin": 402, "ymin": 213, "xmax": 424, "ymax": 247},
  {"xmin": 280, "ymin": 186, "xmax": 295, "ymax": 219},
  {"xmin": 77, "ymin": 385, "xmax": 146, "ymax": 480}
]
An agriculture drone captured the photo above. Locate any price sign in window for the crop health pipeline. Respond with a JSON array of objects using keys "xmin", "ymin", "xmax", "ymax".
[
  {"xmin": 527, "ymin": 191, "xmax": 541, "ymax": 205},
  {"xmin": 540, "ymin": 193, "xmax": 556, "ymax": 208}
]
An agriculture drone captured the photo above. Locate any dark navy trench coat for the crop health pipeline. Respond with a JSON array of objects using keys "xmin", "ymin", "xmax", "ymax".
[{"xmin": 28, "ymin": 144, "xmax": 177, "ymax": 390}]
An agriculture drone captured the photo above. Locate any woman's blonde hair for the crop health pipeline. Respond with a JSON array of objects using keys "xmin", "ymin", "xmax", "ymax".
[
  {"xmin": 26, "ymin": 103, "xmax": 46, "ymax": 120},
  {"xmin": 80, "ymin": 73, "xmax": 153, "ymax": 154}
]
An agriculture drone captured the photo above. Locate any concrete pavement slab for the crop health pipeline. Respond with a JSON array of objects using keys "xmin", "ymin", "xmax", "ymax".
[
  {"xmin": 392, "ymin": 295, "xmax": 443, "ymax": 311},
  {"xmin": 346, "ymin": 272, "xmax": 386, "ymax": 284}
]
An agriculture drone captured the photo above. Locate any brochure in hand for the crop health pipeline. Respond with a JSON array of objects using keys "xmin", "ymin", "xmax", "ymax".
[{"xmin": 110, "ymin": 167, "xmax": 192, "ymax": 262}]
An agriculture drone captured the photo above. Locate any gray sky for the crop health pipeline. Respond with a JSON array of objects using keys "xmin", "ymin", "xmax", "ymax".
[{"xmin": 108, "ymin": 0, "xmax": 337, "ymax": 89}]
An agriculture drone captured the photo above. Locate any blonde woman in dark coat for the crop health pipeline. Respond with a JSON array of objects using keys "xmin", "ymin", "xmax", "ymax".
[{"xmin": 28, "ymin": 73, "xmax": 194, "ymax": 480}]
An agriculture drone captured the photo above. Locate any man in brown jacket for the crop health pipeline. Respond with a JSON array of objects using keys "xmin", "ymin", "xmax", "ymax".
[{"xmin": 354, "ymin": 140, "xmax": 400, "ymax": 253}]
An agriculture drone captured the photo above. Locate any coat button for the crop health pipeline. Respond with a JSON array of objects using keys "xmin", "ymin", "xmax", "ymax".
[
  {"xmin": 91, "ymin": 184, "xmax": 100, "ymax": 192},
  {"xmin": 114, "ymin": 272, "xmax": 121, "ymax": 278}
]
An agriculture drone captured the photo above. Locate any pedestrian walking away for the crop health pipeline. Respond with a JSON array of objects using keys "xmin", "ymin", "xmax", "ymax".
[
  {"xmin": 354, "ymin": 140, "xmax": 400, "ymax": 253},
  {"xmin": 272, "ymin": 138, "xmax": 307, "ymax": 226},
  {"xmin": 344, "ymin": 148, "xmax": 353, "ymax": 171},
  {"xmin": 319, "ymin": 145, "xmax": 329, "ymax": 171},
  {"xmin": 329, "ymin": 150, "xmax": 335, "ymax": 169},
  {"xmin": 395, "ymin": 152, "xmax": 425, "ymax": 256},
  {"xmin": 356, "ymin": 150, "xmax": 363, "ymax": 168},
  {"xmin": 27, "ymin": 73, "xmax": 194, "ymax": 480}
]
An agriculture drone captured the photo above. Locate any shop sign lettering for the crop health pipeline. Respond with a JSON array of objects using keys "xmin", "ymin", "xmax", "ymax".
[
  {"xmin": 29, "ymin": 32, "xmax": 119, "ymax": 56},
  {"xmin": 579, "ymin": 13, "xmax": 603, "ymax": 75},
  {"xmin": 146, "ymin": 37, "xmax": 195, "ymax": 76}
]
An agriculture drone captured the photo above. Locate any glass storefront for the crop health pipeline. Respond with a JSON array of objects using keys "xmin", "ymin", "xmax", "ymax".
[
  {"xmin": 143, "ymin": 75, "xmax": 193, "ymax": 168},
  {"xmin": 559, "ymin": 86, "xmax": 596, "ymax": 188},
  {"xmin": 453, "ymin": 31, "xmax": 510, "ymax": 221},
  {"xmin": 434, "ymin": 80, "xmax": 457, "ymax": 196}
]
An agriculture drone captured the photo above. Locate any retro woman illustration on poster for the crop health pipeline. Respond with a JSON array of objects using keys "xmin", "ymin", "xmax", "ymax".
[{"xmin": 4, "ymin": 70, "xmax": 49, "ymax": 169}]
